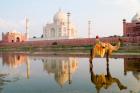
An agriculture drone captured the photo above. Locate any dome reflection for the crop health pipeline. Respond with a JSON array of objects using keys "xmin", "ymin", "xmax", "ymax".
[{"xmin": 42, "ymin": 57, "xmax": 78, "ymax": 87}]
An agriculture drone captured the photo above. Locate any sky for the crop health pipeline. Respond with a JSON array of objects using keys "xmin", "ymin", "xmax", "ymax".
[{"xmin": 0, "ymin": 0, "xmax": 140, "ymax": 38}]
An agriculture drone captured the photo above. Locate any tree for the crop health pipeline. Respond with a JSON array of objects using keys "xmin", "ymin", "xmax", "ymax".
[
  {"xmin": 33, "ymin": 36, "xmax": 36, "ymax": 38},
  {"xmin": 41, "ymin": 34, "xmax": 43, "ymax": 38}
]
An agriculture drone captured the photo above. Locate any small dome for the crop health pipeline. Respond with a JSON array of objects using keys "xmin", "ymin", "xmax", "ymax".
[
  {"xmin": 132, "ymin": 13, "xmax": 140, "ymax": 23},
  {"xmin": 10, "ymin": 30, "xmax": 21, "ymax": 34},
  {"xmin": 11, "ymin": 29, "xmax": 17, "ymax": 33},
  {"xmin": 53, "ymin": 10, "xmax": 67, "ymax": 23}
]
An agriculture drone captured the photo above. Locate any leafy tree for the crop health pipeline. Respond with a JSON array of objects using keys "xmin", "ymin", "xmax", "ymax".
[
  {"xmin": 41, "ymin": 34, "xmax": 43, "ymax": 38},
  {"xmin": 33, "ymin": 36, "xmax": 36, "ymax": 38}
]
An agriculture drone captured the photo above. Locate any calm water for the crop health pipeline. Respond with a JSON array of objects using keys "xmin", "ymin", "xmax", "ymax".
[{"xmin": 0, "ymin": 53, "xmax": 140, "ymax": 93}]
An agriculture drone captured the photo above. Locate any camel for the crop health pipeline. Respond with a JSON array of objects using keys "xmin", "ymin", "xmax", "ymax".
[
  {"xmin": 89, "ymin": 38, "xmax": 121, "ymax": 62},
  {"xmin": 89, "ymin": 58, "xmax": 127, "ymax": 93}
]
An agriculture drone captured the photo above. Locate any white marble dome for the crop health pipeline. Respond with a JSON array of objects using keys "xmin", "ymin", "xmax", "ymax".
[
  {"xmin": 43, "ymin": 10, "xmax": 77, "ymax": 40},
  {"xmin": 132, "ymin": 13, "xmax": 140, "ymax": 23},
  {"xmin": 53, "ymin": 10, "xmax": 67, "ymax": 23}
]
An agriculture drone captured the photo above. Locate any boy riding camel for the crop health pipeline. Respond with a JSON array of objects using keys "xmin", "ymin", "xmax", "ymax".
[{"xmin": 89, "ymin": 35, "xmax": 121, "ymax": 62}]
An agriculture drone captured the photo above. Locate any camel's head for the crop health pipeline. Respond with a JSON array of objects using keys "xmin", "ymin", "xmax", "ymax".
[{"xmin": 101, "ymin": 43, "xmax": 106, "ymax": 48}]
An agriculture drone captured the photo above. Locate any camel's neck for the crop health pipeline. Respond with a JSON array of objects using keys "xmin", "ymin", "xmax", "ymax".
[{"xmin": 113, "ymin": 41, "xmax": 120, "ymax": 51}]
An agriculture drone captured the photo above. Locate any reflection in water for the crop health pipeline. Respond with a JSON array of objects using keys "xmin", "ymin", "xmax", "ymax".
[
  {"xmin": 124, "ymin": 58, "xmax": 140, "ymax": 93},
  {"xmin": 0, "ymin": 52, "xmax": 140, "ymax": 93},
  {"xmin": 2, "ymin": 53, "xmax": 27, "ymax": 68},
  {"xmin": 2, "ymin": 53, "xmax": 30, "ymax": 79},
  {"xmin": 124, "ymin": 58, "xmax": 140, "ymax": 80},
  {"xmin": 0, "ymin": 53, "xmax": 23, "ymax": 93},
  {"xmin": 89, "ymin": 58, "xmax": 127, "ymax": 93},
  {"xmin": 42, "ymin": 57, "xmax": 78, "ymax": 87}
]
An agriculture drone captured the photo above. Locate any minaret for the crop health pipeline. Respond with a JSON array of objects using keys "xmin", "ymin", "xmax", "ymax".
[
  {"xmin": 88, "ymin": 20, "xmax": 91, "ymax": 38},
  {"xmin": 68, "ymin": 59, "xmax": 72, "ymax": 84},
  {"xmin": 26, "ymin": 57, "xmax": 30, "ymax": 79},
  {"xmin": 67, "ymin": 12, "xmax": 70, "ymax": 38},
  {"xmin": 123, "ymin": 19, "xmax": 126, "ymax": 36},
  {"xmin": 25, "ymin": 17, "xmax": 29, "ymax": 40}
]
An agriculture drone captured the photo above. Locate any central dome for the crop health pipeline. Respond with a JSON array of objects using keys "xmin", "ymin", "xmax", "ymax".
[
  {"xmin": 131, "ymin": 13, "xmax": 140, "ymax": 23},
  {"xmin": 53, "ymin": 10, "xmax": 67, "ymax": 23}
]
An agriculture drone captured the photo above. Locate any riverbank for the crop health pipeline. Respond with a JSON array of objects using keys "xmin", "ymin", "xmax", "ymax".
[
  {"xmin": 0, "ymin": 50, "xmax": 140, "ymax": 58},
  {"xmin": 0, "ymin": 42, "xmax": 140, "ymax": 56},
  {"xmin": 0, "ymin": 45, "xmax": 140, "ymax": 54}
]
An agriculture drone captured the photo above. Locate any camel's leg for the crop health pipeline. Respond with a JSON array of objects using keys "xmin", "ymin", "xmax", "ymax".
[
  {"xmin": 89, "ymin": 49, "xmax": 93, "ymax": 62},
  {"xmin": 106, "ymin": 49, "xmax": 109, "ymax": 61},
  {"xmin": 89, "ymin": 59, "xmax": 93, "ymax": 72},
  {"xmin": 89, "ymin": 48, "xmax": 95, "ymax": 62},
  {"xmin": 106, "ymin": 57, "xmax": 111, "ymax": 79},
  {"xmin": 112, "ymin": 78, "xmax": 127, "ymax": 90}
]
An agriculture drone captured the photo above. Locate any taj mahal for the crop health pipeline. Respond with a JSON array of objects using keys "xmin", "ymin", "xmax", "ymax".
[
  {"xmin": 43, "ymin": 10, "xmax": 77, "ymax": 40},
  {"xmin": 0, "ymin": 10, "xmax": 140, "ymax": 45}
]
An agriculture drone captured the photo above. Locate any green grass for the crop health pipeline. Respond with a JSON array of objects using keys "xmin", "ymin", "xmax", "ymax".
[{"xmin": 0, "ymin": 44, "xmax": 139, "ymax": 54}]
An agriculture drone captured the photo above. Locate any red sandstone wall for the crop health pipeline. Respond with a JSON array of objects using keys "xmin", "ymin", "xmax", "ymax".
[
  {"xmin": 0, "ymin": 37, "xmax": 139, "ymax": 48},
  {"xmin": 0, "ymin": 37, "xmax": 117, "ymax": 48},
  {"xmin": 2, "ymin": 33, "xmax": 27, "ymax": 43}
]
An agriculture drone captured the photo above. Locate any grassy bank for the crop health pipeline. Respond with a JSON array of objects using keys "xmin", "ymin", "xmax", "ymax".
[
  {"xmin": 0, "ymin": 44, "xmax": 140, "ymax": 54},
  {"xmin": 0, "ymin": 45, "xmax": 92, "ymax": 52}
]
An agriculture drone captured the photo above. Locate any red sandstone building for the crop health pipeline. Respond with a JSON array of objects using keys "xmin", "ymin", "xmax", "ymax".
[
  {"xmin": 122, "ymin": 13, "xmax": 140, "ymax": 44},
  {"xmin": 1, "ymin": 17, "xmax": 29, "ymax": 43},
  {"xmin": 123, "ymin": 13, "xmax": 140, "ymax": 37},
  {"xmin": 2, "ymin": 30, "xmax": 27, "ymax": 43}
]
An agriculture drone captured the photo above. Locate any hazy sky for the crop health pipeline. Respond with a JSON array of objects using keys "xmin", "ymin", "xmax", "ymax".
[{"xmin": 0, "ymin": 0, "xmax": 140, "ymax": 38}]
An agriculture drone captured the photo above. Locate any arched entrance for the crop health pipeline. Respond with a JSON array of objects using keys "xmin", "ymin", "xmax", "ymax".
[
  {"xmin": 50, "ymin": 28, "xmax": 55, "ymax": 37},
  {"xmin": 16, "ymin": 37, "xmax": 20, "ymax": 42},
  {"xmin": 16, "ymin": 55, "xmax": 20, "ymax": 60},
  {"xmin": 11, "ymin": 40, "xmax": 14, "ymax": 43}
]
